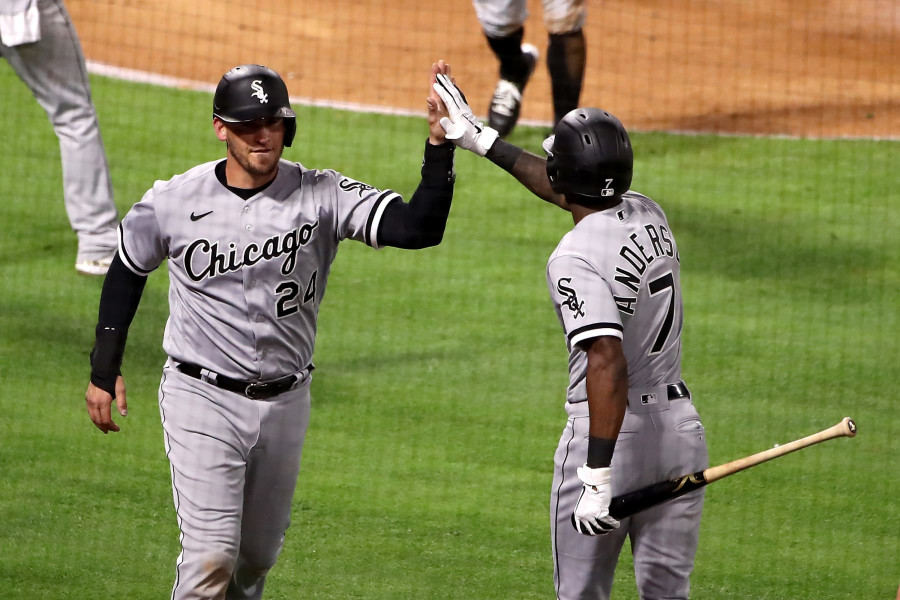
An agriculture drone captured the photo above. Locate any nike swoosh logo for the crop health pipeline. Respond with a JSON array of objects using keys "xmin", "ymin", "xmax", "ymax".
[{"xmin": 190, "ymin": 210, "xmax": 214, "ymax": 221}]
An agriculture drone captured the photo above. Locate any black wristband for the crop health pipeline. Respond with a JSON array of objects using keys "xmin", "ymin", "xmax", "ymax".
[
  {"xmin": 421, "ymin": 140, "xmax": 456, "ymax": 185},
  {"xmin": 90, "ymin": 325, "xmax": 127, "ymax": 396},
  {"xmin": 586, "ymin": 436, "xmax": 617, "ymax": 468},
  {"xmin": 485, "ymin": 138, "xmax": 523, "ymax": 173}
]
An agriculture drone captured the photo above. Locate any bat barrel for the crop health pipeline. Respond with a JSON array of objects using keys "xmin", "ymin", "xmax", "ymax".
[{"xmin": 704, "ymin": 417, "xmax": 857, "ymax": 483}]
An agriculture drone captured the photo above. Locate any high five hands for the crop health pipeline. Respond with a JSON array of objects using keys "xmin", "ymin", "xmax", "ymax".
[{"xmin": 431, "ymin": 65, "xmax": 499, "ymax": 156}]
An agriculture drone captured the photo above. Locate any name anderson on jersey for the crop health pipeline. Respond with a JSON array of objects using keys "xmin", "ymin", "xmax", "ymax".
[
  {"xmin": 613, "ymin": 222, "xmax": 678, "ymax": 315},
  {"xmin": 185, "ymin": 220, "xmax": 319, "ymax": 281}
]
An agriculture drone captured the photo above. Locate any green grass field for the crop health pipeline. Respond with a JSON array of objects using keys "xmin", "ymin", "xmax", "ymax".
[{"xmin": 1, "ymin": 65, "xmax": 898, "ymax": 599}]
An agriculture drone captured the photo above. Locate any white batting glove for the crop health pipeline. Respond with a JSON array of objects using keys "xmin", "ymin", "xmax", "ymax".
[
  {"xmin": 432, "ymin": 73, "xmax": 499, "ymax": 157},
  {"xmin": 572, "ymin": 466, "xmax": 620, "ymax": 536}
]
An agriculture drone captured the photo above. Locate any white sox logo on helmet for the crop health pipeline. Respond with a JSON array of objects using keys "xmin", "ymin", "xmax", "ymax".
[{"xmin": 250, "ymin": 80, "xmax": 269, "ymax": 104}]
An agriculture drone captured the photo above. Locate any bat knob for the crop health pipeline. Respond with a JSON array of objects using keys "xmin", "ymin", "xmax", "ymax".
[{"xmin": 839, "ymin": 417, "xmax": 858, "ymax": 437}]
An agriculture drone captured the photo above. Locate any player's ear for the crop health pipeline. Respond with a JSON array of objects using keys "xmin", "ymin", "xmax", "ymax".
[{"xmin": 213, "ymin": 117, "xmax": 228, "ymax": 142}]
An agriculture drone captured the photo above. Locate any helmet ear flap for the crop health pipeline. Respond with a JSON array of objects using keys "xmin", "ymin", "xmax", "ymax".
[{"xmin": 283, "ymin": 117, "xmax": 297, "ymax": 147}]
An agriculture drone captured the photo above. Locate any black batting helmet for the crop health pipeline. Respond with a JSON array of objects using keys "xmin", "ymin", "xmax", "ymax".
[
  {"xmin": 213, "ymin": 64, "xmax": 297, "ymax": 147},
  {"xmin": 545, "ymin": 108, "xmax": 632, "ymax": 201}
]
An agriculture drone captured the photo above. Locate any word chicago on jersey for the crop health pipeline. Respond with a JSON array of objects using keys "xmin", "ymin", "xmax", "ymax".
[{"xmin": 184, "ymin": 220, "xmax": 320, "ymax": 281}]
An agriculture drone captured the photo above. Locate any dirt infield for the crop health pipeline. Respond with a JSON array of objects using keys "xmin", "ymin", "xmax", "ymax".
[{"xmin": 68, "ymin": 0, "xmax": 899, "ymax": 138}]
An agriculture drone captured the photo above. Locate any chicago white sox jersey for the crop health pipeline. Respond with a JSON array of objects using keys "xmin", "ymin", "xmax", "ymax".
[
  {"xmin": 546, "ymin": 191, "xmax": 683, "ymax": 404},
  {"xmin": 118, "ymin": 158, "xmax": 399, "ymax": 381}
]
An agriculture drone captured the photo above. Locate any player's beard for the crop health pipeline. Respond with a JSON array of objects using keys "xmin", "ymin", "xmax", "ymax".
[{"xmin": 227, "ymin": 138, "xmax": 283, "ymax": 179}]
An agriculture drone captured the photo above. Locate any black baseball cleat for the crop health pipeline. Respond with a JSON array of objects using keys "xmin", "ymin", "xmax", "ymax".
[{"xmin": 488, "ymin": 43, "xmax": 539, "ymax": 138}]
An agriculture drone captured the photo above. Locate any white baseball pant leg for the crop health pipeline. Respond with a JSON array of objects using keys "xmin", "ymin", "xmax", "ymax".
[
  {"xmin": 0, "ymin": 0, "xmax": 117, "ymax": 259},
  {"xmin": 472, "ymin": 0, "xmax": 528, "ymax": 38},
  {"xmin": 472, "ymin": 0, "xmax": 585, "ymax": 37},
  {"xmin": 541, "ymin": 0, "xmax": 586, "ymax": 35},
  {"xmin": 159, "ymin": 363, "xmax": 312, "ymax": 600}
]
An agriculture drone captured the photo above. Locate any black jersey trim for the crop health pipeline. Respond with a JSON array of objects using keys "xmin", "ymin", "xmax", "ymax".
[
  {"xmin": 364, "ymin": 190, "xmax": 400, "ymax": 248},
  {"xmin": 567, "ymin": 322, "xmax": 624, "ymax": 344},
  {"xmin": 117, "ymin": 224, "xmax": 153, "ymax": 276}
]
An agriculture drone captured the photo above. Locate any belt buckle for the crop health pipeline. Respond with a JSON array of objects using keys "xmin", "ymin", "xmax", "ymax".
[
  {"xmin": 245, "ymin": 383, "xmax": 265, "ymax": 399},
  {"xmin": 669, "ymin": 381, "xmax": 689, "ymax": 399}
]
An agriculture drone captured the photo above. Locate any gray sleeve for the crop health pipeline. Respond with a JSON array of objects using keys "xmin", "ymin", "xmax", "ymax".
[
  {"xmin": 327, "ymin": 171, "xmax": 401, "ymax": 249},
  {"xmin": 547, "ymin": 253, "xmax": 624, "ymax": 349},
  {"xmin": 118, "ymin": 188, "xmax": 167, "ymax": 275}
]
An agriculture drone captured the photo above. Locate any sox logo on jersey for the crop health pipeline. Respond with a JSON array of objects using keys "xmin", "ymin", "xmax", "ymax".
[
  {"xmin": 557, "ymin": 277, "xmax": 585, "ymax": 318},
  {"xmin": 339, "ymin": 178, "xmax": 375, "ymax": 197}
]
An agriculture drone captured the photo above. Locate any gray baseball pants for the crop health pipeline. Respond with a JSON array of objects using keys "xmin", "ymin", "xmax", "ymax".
[
  {"xmin": 159, "ymin": 362, "xmax": 312, "ymax": 600},
  {"xmin": 551, "ymin": 390, "xmax": 708, "ymax": 600}
]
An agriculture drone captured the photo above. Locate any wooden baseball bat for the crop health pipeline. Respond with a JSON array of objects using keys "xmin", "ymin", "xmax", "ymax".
[{"xmin": 606, "ymin": 417, "xmax": 857, "ymax": 520}]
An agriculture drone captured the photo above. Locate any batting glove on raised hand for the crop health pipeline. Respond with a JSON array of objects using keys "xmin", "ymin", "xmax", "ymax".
[
  {"xmin": 572, "ymin": 465, "xmax": 620, "ymax": 536},
  {"xmin": 432, "ymin": 73, "xmax": 499, "ymax": 157}
]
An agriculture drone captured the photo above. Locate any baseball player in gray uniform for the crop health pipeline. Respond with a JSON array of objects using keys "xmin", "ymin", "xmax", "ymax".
[
  {"xmin": 472, "ymin": 0, "xmax": 587, "ymax": 137},
  {"xmin": 434, "ymin": 73, "xmax": 708, "ymax": 599},
  {"xmin": 1, "ymin": 0, "xmax": 119, "ymax": 275},
  {"xmin": 84, "ymin": 63, "xmax": 456, "ymax": 599}
]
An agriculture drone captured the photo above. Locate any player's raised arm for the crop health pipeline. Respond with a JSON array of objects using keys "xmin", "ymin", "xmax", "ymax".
[
  {"xmin": 431, "ymin": 70, "xmax": 569, "ymax": 210},
  {"xmin": 375, "ymin": 62, "xmax": 457, "ymax": 250}
]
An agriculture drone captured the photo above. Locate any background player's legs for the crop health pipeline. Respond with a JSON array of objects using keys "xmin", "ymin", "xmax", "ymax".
[
  {"xmin": 226, "ymin": 379, "xmax": 311, "ymax": 600},
  {"xmin": 487, "ymin": 27, "xmax": 533, "ymax": 87},
  {"xmin": 472, "ymin": 0, "xmax": 538, "ymax": 137},
  {"xmin": 629, "ymin": 402, "xmax": 708, "ymax": 600},
  {"xmin": 551, "ymin": 407, "xmax": 628, "ymax": 600},
  {"xmin": 546, "ymin": 30, "xmax": 585, "ymax": 126},
  {"xmin": 1, "ymin": 0, "xmax": 117, "ymax": 269},
  {"xmin": 472, "ymin": 0, "xmax": 529, "ymax": 64},
  {"xmin": 542, "ymin": 0, "xmax": 586, "ymax": 127}
]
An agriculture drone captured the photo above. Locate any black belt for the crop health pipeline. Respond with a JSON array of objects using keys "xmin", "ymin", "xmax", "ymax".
[
  {"xmin": 667, "ymin": 381, "xmax": 691, "ymax": 400},
  {"xmin": 176, "ymin": 362, "xmax": 297, "ymax": 400},
  {"xmin": 571, "ymin": 381, "xmax": 691, "ymax": 406}
]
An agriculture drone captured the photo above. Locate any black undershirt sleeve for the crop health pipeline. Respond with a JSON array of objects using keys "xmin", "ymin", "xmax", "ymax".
[
  {"xmin": 377, "ymin": 141, "xmax": 455, "ymax": 249},
  {"xmin": 90, "ymin": 253, "xmax": 149, "ymax": 396},
  {"xmin": 486, "ymin": 138, "xmax": 566, "ymax": 208},
  {"xmin": 485, "ymin": 138, "xmax": 523, "ymax": 173}
]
